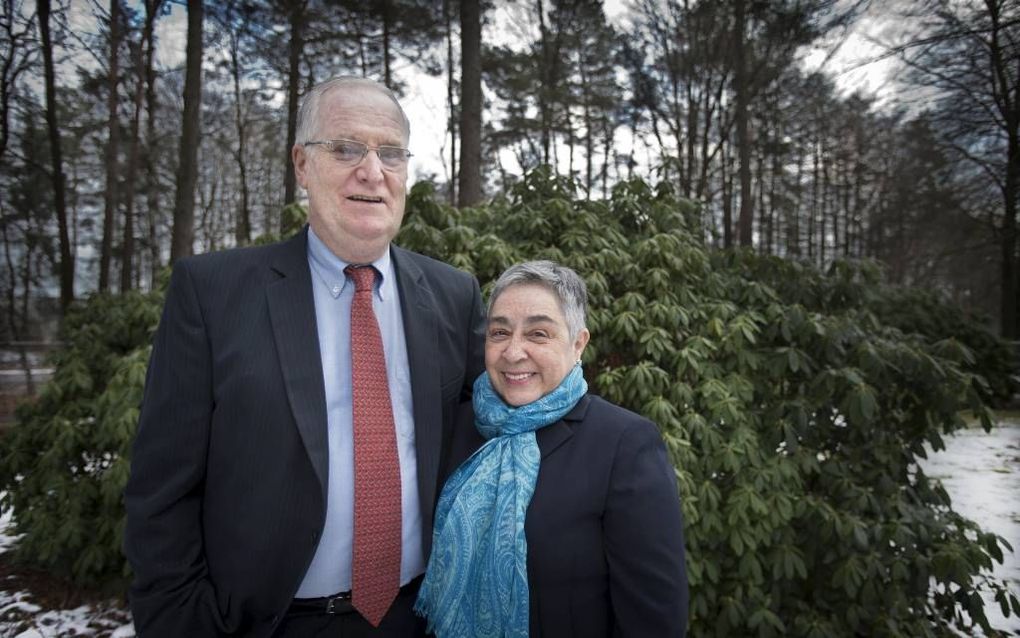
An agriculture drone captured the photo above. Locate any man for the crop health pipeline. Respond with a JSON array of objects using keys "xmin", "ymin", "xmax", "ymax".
[{"xmin": 124, "ymin": 76, "xmax": 486, "ymax": 637}]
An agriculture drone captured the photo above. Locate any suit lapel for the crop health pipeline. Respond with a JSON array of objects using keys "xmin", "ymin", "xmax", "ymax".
[
  {"xmin": 266, "ymin": 228, "xmax": 330, "ymax": 501},
  {"xmin": 391, "ymin": 246, "xmax": 443, "ymax": 545},
  {"xmin": 536, "ymin": 393, "xmax": 591, "ymax": 459}
]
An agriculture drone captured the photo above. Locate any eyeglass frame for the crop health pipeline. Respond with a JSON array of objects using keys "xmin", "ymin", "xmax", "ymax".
[{"xmin": 302, "ymin": 138, "xmax": 412, "ymax": 170}]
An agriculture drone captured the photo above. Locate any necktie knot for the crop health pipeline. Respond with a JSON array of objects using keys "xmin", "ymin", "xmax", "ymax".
[{"xmin": 345, "ymin": 265, "xmax": 377, "ymax": 293}]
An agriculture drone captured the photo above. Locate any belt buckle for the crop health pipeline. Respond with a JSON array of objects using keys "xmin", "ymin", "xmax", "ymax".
[{"xmin": 325, "ymin": 592, "xmax": 351, "ymax": 615}]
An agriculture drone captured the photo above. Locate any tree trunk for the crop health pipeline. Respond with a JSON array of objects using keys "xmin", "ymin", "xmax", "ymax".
[
  {"xmin": 1002, "ymin": 132, "xmax": 1018, "ymax": 337},
  {"xmin": 170, "ymin": 0, "xmax": 203, "ymax": 263},
  {"xmin": 832, "ymin": 159, "xmax": 842, "ymax": 257},
  {"xmin": 766, "ymin": 141, "xmax": 778, "ymax": 255},
  {"xmin": 37, "ymin": 0, "xmax": 73, "ymax": 311},
  {"xmin": 381, "ymin": 0, "xmax": 392, "ymax": 87},
  {"xmin": 601, "ymin": 118, "xmax": 611, "ymax": 199},
  {"xmin": 100, "ymin": 0, "xmax": 122, "ymax": 292},
  {"xmin": 720, "ymin": 103, "xmax": 733, "ymax": 248},
  {"xmin": 536, "ymin": 0, "xmax": 552, "ymax": 165},
  {"xmin": 282, "ymin": 0, "xmax": 304, "ymax": 213},
  {"xmin": 820, "ymin": 151, "xmax": 830, "ymax": 267},
  {"xmin": 989, "ymin": 0, "xmax": 1019, "ymax": 337},
  {"xmin": 0, "ymin": 209, "xmax": 33, "ymax": 394},
  {"xmin": 2, "ymin": 0, "xmax": 34, "ymax": 163},
  {"xmin": 121, "ymin": 6, "xmax": 154, "ymax": 292},
  {"xmin": 457, "ymin": 0, "xmax": 481, "ymax": 207},
  {"xmin": 684, "ymin": 82, "xmax": 697, "ymax": 200},
  {"xmin": 790, "ymin": 151, "xmax": 803, "ymax": 256},
  {"xmin": 230, "ymin": 28, "xmax": 250, "ymax": 245},
  {"xmin": 444, "ymin": 0, "xmax": 457, "ymax": 205},
  {"xmin": 582, "ymin": 69, "xmax": 593, "ymax": 196},
  {"xmin": 809, "ymin": 138, "xmax": 818, "ymax": 261},
  {"xmin": 145, "ymin": 0, "xmax": 162, "ymax": 287},
  {"xmin": 734, "ymin": 0, "xmax": 754, "ymax": 247}
]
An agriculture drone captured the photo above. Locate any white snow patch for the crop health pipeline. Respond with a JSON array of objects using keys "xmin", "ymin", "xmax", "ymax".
[{"xmin": 920, "ymin": 421, "xmax": 1020, "ymax": 634}]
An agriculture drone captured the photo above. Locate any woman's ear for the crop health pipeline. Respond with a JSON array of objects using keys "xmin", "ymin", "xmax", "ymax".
[{"xmin": 574, "ymin": 328, "xmax": 590, "ymax": 361}]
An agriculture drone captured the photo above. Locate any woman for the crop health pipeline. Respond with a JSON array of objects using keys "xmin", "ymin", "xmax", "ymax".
[{"xmin": 416, "ymin": 261, "xmax": 688, "ymax": 637}]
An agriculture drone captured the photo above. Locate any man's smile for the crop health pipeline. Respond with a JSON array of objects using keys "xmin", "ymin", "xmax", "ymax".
[{"xmin": 347, "ymin": 194, "xmax": 384, "ymax": 203}]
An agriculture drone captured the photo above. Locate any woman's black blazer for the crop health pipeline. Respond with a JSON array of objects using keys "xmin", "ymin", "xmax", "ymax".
[{"xmin": 445, "ymin": 393, "xmax": 689, "ymax": 638}]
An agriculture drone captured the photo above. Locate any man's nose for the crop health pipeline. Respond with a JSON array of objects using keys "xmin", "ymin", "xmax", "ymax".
[{"xmin": 355, "ymin": 150, "xmax": 385, "ymax": 182}]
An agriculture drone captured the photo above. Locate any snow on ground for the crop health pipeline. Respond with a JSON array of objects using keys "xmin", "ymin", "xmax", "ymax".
[
  {"xmin": 920, "ymin": 420, "xmax": 1020, "ymax": 636},
  {"xmin": 0, "ymin": 496, "xmax": 135, "ymax": 637}
]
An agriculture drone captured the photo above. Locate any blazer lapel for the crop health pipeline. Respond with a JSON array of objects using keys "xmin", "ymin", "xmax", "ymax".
[
  {"xmin": 391, "ymin": 247, "xmax": 443, "ymax": 544},
  {"xmin": 266, "ymin": 228, "xmax": 330, "ymax": 502},
  {"xmin": 536, "ymin": 393, "xmax": 591, "ymax": 459}
]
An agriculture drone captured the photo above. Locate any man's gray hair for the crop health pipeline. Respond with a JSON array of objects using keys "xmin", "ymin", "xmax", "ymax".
[
  {"xmin": 488, "ymin": 261, "xmax": 588, "ymax": 339},
  {"xmin": 295, "ymin": 76, "xmax": 411, "ymax": 145}
]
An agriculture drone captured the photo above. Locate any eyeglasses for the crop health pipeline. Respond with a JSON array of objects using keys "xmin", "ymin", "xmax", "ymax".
[{"xmin": 303, "ymin": 138, "xmax": 412, "ymax": 170}]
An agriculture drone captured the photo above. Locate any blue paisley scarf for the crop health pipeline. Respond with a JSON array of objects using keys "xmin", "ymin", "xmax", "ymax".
[{"xmin": 414, "ymin": 364, "xmax": 588, "ymax": 638}]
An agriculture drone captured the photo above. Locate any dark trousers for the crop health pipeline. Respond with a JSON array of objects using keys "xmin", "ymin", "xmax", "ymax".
[{"xmin": 272, "ymin": 579, "xmax": 427, "ymax": 638}]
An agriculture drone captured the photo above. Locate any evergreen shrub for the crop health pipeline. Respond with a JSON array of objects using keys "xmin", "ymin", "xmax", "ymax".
[
  {"xmin": 0, "ymin": 287, "xmax": 164, "ymax": 592},
  {"xmin": 0, "ymin": 168, "xmax": 1016, "ymax": 635},
  {"xmin": 397, "ymin": 170, "xmax": 1018, "ymax": 636}
]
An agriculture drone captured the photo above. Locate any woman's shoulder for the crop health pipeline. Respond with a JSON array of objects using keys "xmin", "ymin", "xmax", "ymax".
[{"xmin": 577, "ymin": 394, "xmax": 660, "ymax": 440}]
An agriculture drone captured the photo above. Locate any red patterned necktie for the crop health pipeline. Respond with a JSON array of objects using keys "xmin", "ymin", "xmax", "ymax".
[{"xmin": 345, "ymin": 265, "xmax": 402, "ymax": 627}]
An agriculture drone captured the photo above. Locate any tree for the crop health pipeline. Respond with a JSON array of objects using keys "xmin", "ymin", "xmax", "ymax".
[
  {"xmin": 884, "ymin": 0, "xmax": 1020, "ymax": 337},
  {"xmin": 280, "ymin": 0, "xmax": 304, "ymax": 213},
  {"xmin": 0, "ymin": 0, "xmax": 37, "ymax": 354},
  {"xmin": 483, "ymin": 0, "xmax": 621, "ymax": 191},
  {"xmin": 143, "ymin": 0, "xmax": 164, "ymax": 287},
  {"xmin": 1, "ymin": 0, "xmax": 35, "ymax": 163},
  {"xmin": 443, "ymin": 0, "xmax": 457, "ymax": 205},
  {"xmin": 170, "ymin": 0, "xmax": 204, "ymax": 263},
  {"xmin": 730, "ymin": 1, "xmax": 862, "ymax": 247},
  {"xmin": 554, "ymin": 0, "xmax": 621, "ymax": 196},
  {"xmin": 120, "ymin": 0, "xmax": 164, "ymax": 291},
  {"xmin": 99, "ymin": 0, "xmax": 123, "ymax": 292},
  {"xmin": 628, "ymin": 0, "xmax": 734, "ymax": 222},
  {"xmin": 36, "ymin": 0, "xmax": 72, "ymax": 311},
  {"xmin": 457, "ymin": 0, "xmax": 481, "ymax": 206},
  {"xmin": 209, "ymin": 0, "xmax": 255, "ymax": 245}
]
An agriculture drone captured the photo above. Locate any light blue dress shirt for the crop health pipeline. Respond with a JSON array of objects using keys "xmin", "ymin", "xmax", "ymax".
[{"xmin": 295, "ymin": 227, "xmax": 424, "ymax": 597}]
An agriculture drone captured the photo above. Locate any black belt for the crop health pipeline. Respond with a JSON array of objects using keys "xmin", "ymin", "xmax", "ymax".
[{"xmin": 288, "ymin": 575, "xmax": 424, "ymax": 616}]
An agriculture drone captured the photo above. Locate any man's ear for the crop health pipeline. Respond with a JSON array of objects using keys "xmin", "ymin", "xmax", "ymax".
[{"xmin": 292, "ymin": 144, "xmax": 308, "ymax": 189}]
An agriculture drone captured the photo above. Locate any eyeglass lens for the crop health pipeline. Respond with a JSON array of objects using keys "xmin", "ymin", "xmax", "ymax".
[{"xmin": 327, "ymin": 140, "xmax": 408, "ymax": 168}]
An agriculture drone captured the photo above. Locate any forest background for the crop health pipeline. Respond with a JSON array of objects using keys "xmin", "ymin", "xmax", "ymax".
[
  {"xmin": 1, "ymin": 0, "xmax": 1020, "ymax": 636},
  {"xmin": 1, "ymin": 0, "xmax": 1018, "ymax": 340}
]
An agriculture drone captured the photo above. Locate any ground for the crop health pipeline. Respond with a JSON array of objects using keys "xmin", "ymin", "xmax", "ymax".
[
  {"xmin": 0, "ymin": 368, "xmax": 135, "ymax": 637},
  {"xmin": 0, "ymin": 506, "xmax": 134, "ymax": 637}
]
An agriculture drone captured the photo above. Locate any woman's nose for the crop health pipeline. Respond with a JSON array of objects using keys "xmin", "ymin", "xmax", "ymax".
[{"xmin": 501, "ymin": 337, "xmax": 527, "ymax": 362}]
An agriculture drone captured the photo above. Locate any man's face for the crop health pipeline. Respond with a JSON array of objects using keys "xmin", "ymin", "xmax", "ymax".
[{"xmin": 293, "ymin": 87, "xmax": 408, "ymax": 262}]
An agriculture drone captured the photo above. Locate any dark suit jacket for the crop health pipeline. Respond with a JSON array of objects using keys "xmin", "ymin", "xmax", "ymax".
[
  {"xmin": 124, "ymin": 228, "xmax": 485, "ymax": 637},
  {"xmin": 448, "ymin": 394, "xmax": 689, "ymax": 638}
]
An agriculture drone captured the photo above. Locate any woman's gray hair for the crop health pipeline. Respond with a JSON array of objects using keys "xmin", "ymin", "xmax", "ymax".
[
  {"xmin": 296, "ymin": 76, "xmax": 411, "ymax": 145},
  {"xmin": 488, "ymin": 261, "xmax": 588, "ymax": 339}
]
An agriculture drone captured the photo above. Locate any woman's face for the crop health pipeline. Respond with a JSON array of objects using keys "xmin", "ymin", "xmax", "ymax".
[{"xmin": 485, "ymin": 283, "xmax": 590, "ymax": 407}]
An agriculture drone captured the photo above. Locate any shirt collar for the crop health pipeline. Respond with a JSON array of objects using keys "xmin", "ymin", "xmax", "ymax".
[{"xmin": 307, "ymin": 226, "xmax": 392, "ymax": 301}]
